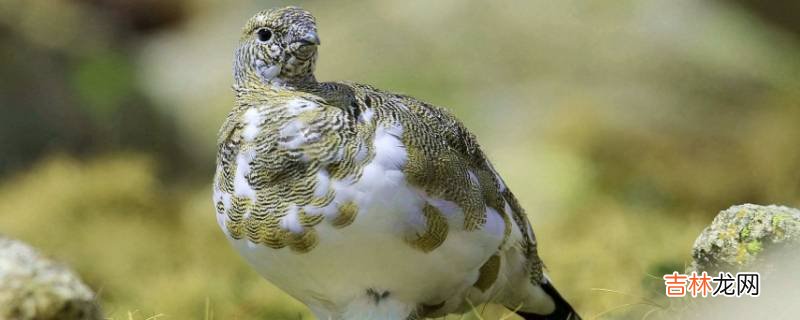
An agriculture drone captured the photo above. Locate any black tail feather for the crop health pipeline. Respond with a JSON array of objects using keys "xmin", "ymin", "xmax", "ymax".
[{"xmin": 516, "ymin": 280, "xmax": 581, "ymax": 320}]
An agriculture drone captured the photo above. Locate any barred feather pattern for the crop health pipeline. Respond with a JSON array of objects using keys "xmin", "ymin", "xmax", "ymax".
[
  {"xmin": 214, "ymin": 90, "xmax": 374, "ymax": 252},
  {"xmin": 214, "ymin": 81, "xmax": 543, "ymax": 280}
]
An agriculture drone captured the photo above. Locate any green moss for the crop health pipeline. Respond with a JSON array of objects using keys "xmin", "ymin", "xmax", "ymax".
[
  {"xmin": 771, "ymin": 214, "xmax": 790, "ymax": 240},
  {"xmin": 739, "ymin": 225, "xmax": 751, "ymax": 239},
  {"xmin": 772, "ymin": 214, "xmax": 787, "ymax": 229},
  {"xmin": 746, "ymin": 240, "xmax": 762, "ymax": 254}
]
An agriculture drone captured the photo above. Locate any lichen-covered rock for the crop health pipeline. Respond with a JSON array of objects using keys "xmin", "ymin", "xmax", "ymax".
[
  {"xmin": 688, "ymin": 204, "xmax": 800, "ymax": 273},
  {"xmin": 668, "ymin": 204, "xmax": 800, "ymax": 319},
  {"xmin": 0, "ymin": 236, "xmax": 101, "ymax": 320}
]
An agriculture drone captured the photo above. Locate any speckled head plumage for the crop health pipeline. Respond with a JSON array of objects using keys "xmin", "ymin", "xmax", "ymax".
[{"xmin": 234, "ymin": 6, "xmax": 320, "ymax": 88}]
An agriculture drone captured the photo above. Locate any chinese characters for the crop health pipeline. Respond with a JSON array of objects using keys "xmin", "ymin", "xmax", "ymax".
[{"xmin": 663, "ymin": 271, "xmax": 760, "ymax": 297}]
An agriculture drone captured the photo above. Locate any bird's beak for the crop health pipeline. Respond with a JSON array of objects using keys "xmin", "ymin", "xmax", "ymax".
[{"xmin": 297, "ymin": 32, "xmax": 321, "ymax": 46}]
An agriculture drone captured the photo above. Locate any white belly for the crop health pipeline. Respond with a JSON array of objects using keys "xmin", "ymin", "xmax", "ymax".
[{"xmin": 225, "ymin": 166, "xmax": 505, "ymax": 319}]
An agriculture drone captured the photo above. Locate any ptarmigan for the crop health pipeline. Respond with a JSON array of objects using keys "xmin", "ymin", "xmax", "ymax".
[{"xmin": 213, "ymin": 6, "xmax": 580, "ymax": 320}]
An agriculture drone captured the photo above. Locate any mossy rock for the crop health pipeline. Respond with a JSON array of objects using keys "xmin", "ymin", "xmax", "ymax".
[
  {"xmin": 688, "ymin": 204, "xmax": 800, "ymax": 273},
  {"xmin": 0, "ymin": 236, "xmax": 102, "ymax": 320},
  {"xmin": 667, "ymin": 204, "xmax": 800, "ymax": 319}
]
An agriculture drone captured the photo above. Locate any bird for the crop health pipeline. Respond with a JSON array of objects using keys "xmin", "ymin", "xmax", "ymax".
[{"xmin": 213, "ymin": 6, "xmax": 581, "ymax": 320}]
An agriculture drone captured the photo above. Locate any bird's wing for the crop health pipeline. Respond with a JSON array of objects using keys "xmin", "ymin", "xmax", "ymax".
[
  {"xmin": 213, "ymin": 94, "xmax": 372, "ymax": 252},
  {"xmin": 348, "ymin": 83, "xmax": 545, "ymax": 282}
]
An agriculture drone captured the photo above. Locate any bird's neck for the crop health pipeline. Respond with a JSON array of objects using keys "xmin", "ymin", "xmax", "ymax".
[
  {"xmin": 234, "ymin": 70, "xmax": 320, "ymax": 95},
  {"xmin": 280, "ymin": 73, "xmax": 319, "ymax": 88}
]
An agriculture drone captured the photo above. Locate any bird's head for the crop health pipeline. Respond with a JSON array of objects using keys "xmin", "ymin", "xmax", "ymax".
[{"xmin": 234, "ymin": 7, "xmax": 320, "ymax": 88}]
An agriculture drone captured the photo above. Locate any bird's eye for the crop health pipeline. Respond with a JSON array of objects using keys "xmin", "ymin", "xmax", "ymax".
[{"xmin": 256, "ymin": 28, "xmax": 272, "ymax": 42}]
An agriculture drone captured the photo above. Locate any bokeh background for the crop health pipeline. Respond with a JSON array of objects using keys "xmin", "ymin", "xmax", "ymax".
[{"xmin": 1, "ymin": 0, "xmax": 798, "ymax": 319}]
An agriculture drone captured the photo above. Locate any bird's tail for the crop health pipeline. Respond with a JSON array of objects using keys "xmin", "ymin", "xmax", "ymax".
[{"xmin": 515, "ymin": 279, "xmax": 581, "ymax": 320}]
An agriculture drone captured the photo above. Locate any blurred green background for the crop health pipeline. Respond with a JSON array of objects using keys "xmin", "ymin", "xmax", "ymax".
[{"xmin": 0, "ymin": 0, "xmax": 798, "ymax": 319}]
